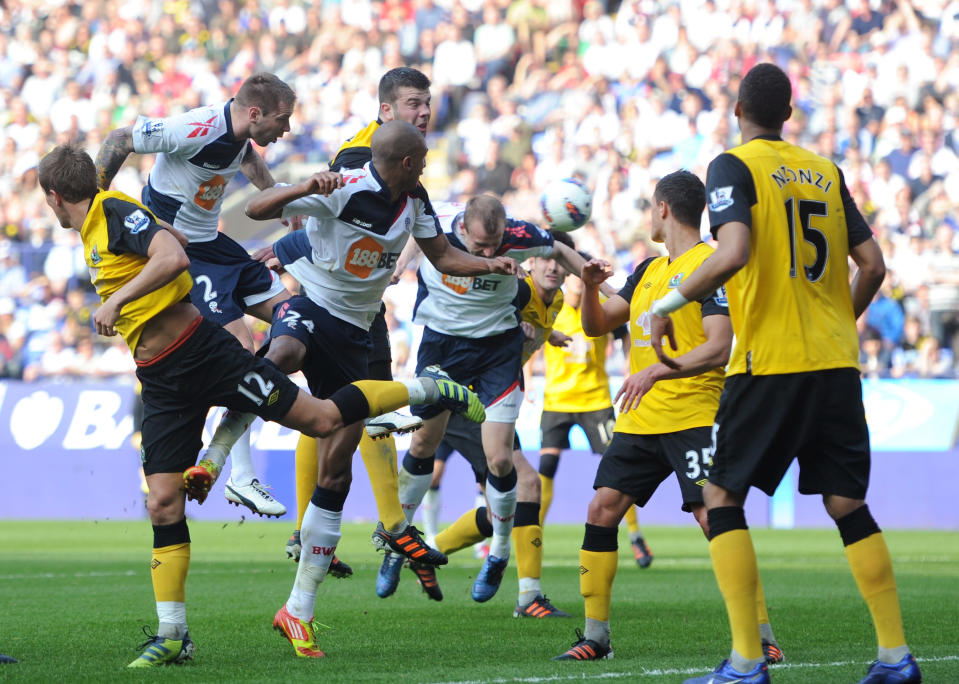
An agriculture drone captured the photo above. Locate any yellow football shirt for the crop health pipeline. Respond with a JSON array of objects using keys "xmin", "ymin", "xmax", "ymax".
[
  {"xmin": 519, "ymin": 275, "xmax": 564, "ymax": 364},
  {"xmin": 705, "ymin": 135, "xmax": 872, "ymax": 375},
  {"xmin": 81, "ymin": 191, "xmax": 193, "ymax": 351},
  {"xmin": 614, "ymin": 244, "xmax": 728, "ymax": 434},
  {"xmin": 542, "ymin": 297, "xmax": 616, "ymax": 413}
]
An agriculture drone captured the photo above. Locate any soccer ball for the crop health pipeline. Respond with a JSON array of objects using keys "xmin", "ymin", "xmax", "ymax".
[{"xmin": 540, "ymin": 178, "xmax": 592, "ymax": 232}]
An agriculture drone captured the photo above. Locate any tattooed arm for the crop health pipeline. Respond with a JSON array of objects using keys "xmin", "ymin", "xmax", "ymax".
[
  {"xmin": 95, "ymin": 127, "xmax": 136, "ymax": 191},
  {"xmin": 239, "ymin": 144, "xmax": 276, "ymax": 190}
]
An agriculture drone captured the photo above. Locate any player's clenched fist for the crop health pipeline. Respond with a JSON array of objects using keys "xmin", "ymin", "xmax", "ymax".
[
  {"xmin": 305, "ymin": 171, "xmax": 343, "ymax": 196},
  {"xmin": 487, "ymin": 255, "xmax": 521, "ymax": 275},
  {"xmin": 581, "ymin": 258, "xmax": 613, "ymax": 286}
]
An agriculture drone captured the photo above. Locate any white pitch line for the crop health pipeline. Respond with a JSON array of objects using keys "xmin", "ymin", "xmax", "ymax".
[{"xmin": 429, "ymin": 655, "xmax": 959, "ymax": 684}]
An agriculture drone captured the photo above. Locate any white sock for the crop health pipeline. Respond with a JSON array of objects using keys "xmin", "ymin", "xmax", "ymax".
[
  {"xmin": 421, "ymin": 488, "xmax": 441, "ymax": 540},
  {"xmin": 485, "ymin": 478, "xmax": 516, "ymax": 559},
  {"xmin": 402, "ymin": 379, "xmax": 429, "ymax": 405},
  {"xmin": 227, "ymin": 428, "xmax": 255, "ymax": 485},
  {"xmin": 156, "ymin": 602, "xmax": 187, "ymax": 639},
  {"xmin": 205, "ymin": 410, "xmax": 254, "ymax": 472},
  {"xmin": 584, "ymin": 617, "xmax": 610, "ymax": 647},
  {"xmin": 398, "ymin": 465, "xmax": 433, "ymax": 526},
  {"xmin": 517, "ymin": 577, "xmax": 541, "ymax": 607},
  {"xmin": 287, "ymin": 503, "xmax": 341, "ymax": 620}
]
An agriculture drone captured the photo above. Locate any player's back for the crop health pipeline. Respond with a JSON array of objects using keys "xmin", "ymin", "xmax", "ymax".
[
  {"xmin": 82, "ymin": 191, "xmax": 193, "ymax": 350},
  {"xmin": 715, "ymin": 137, "xmax": 859, "ymax": 376}
]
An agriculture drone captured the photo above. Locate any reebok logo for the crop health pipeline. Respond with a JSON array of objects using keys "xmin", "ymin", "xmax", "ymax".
[{"xmin": 186, "ymin": 115, "xmax": 217, "ymax": 138}]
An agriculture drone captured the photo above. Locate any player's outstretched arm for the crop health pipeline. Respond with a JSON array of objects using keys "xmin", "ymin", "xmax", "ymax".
[
  {"xmin": 616, "ymin": 314, "xmax": 732, "ymax": 412},
  {"xmin": 95, "ymin": 126, "xmax": 135, "ymax": 190},
  {"xmin": 93, "ymin": 230, "xmax": 190, "ymax": 336},
  {"xmin": 849, "ymin": 235, "xmax": 886, "ymax": 319},
  {"xmin": 245, "ymin": 172, "xmax": 343, "ymax": 219},
  {"xmin": 415, "ymin": 232, "xmax": 520, "ymax": 276},
  {"xmin": 580, "ymin": 258, "xmax": 628, "ymax": 336},
  {"xmin": 551, "ymin": 241, "xmax": 616, "ymax": 298}
]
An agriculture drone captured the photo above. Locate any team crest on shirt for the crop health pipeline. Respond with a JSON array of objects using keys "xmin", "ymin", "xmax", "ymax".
[
  {"xmin": 124, "ymin": 210, "xmax": 150, "ymax": 234},
  {"xmin": 708, "ymin": 186, "xmax": 734, "ymax": 212},
  {"xmin": 140, "ymin": 120, "xmax": 163, "ymax": 138},
  {"xmin": 713, "ymin": 286, "xmax": 728, "ymax": 307},
  {"xmin": 668, "ymin": 273, "xmax": 684, "ymax": 288},
  {"xmin": 90, "ymin": 244, "xmax": 102, "ymax": 265}
]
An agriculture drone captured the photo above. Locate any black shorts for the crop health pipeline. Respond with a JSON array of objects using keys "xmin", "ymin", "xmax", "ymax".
[
  {"xmin": 541, "ymin": 407, "xmax": 616, "ymax": 454},
  {"xmin": 184, "ymin": 233, "xmax": 286, "ymax": 325},
  {"xmin": 411, "ymin": 326, "xmax": 524, "ymax": 421},
  {"xmin": 710, "ymin": 368, "xmax": 870, "ymax": 499},
  {"xmin": 593, "ymin": 428, "xmax": 712, "ymax": 512},
  {"xmin": 266, "ymin": 296, "xmax": 371, "ymax": 398},
  {"xmin": 368, "ymin": 303, "xmax": 392, "ymax": 375},
  {"xmin": 434, "ymin": 413, "xmax": 522, "ymax": 484},
  {"xmin": 136, "ymin": 318, "xmax": 300, "ymax": 476}
]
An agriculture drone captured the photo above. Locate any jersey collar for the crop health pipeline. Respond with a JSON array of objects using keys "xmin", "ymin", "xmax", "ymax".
[
  {"xmin": 753, "ymin": 133, "xmax": 783, "ymax": 142},
  {"xmin": 223, "ymin": 100, "xmax": 236, "ymax": 140}
]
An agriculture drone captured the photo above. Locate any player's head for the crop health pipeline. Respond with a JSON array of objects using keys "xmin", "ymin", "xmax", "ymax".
[
  {"xmin": 461, "ymin": 194, "xmax": 506, "ymax": 258},
  {"xmin": 378, "ymin": 67, "xmax": 431, "ymax": 135},
  {"xmin": 529, "ymin": 230, "xmax": 573, "ymax": 295},
  {"xmin": 236, "ymin": 73, "xmax": 297, "ymax": 146},
  {"xmin": 736, "ymin": 62, "xmax": 792, "ymax": 131},
  {"xmin": 371, "ymin": 120, "xmax": 428, "ymax": 193},
  {"xmin": 38, "ymin": 143, "xmax": 98, "ymax": 228},
  {"xmin": 650, "ymin": 170, "xmax": 705, "ymax": 242}
]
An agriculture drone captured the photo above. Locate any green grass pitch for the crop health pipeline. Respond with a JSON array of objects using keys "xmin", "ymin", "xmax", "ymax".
[{"xmin": 0, "ymin": 520, "xmax": 956, "ymax": 682}]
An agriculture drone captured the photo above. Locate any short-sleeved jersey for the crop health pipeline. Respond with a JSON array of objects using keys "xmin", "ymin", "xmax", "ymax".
[
  {"xmin": 133, "ymin": 101, "xmax": 250, "ymax": 243},
  {"xmin": 515, "ymin": 276, "xmax": 564, "ymax": 364},
  {"xmin": 615, "ymin": 244, "xmax": 728, "ymax": 434},
  {"xmin": 274, "ymin": 162, "xmax": 441, "ymax": 329},
  {"xmin": 706, "ymin": 135, "xmax": 873, "ymax": 376},
  {"xmin": 81, "ymin": 191, "xmax": 193, "ymax": 351},
  {"xmin": 330, "ymin": 120, "xmax": 379, "ymax": 172},
  {"xmin": 542, "ymin": 298, "xmax": 616, "ymax": 413},
  {"xmin": 413, "ymin": 200, "xmax": 555, "ymax": 338}
]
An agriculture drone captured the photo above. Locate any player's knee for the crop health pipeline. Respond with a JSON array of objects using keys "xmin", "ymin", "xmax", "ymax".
[
  {"xmin": 145, "ymin": 487, "xmax": 182, "ymax": 524},
  {"xmin": 265, "ymin": 338, "xmax": 305, "ymax": 374},
  {"xmin": 486, "ymin": 453, "xmax": 512, "ymax": 476}
]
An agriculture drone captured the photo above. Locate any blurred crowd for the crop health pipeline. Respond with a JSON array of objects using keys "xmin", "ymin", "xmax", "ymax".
[{"xmin": 2, "ymin": 0, "xmax": 958, "ymax": 381}]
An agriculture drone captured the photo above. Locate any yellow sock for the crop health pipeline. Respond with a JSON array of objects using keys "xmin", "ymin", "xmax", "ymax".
[
  {"xmin": 755, "ymin": 574, "xmax": 770, "ymax": 626},
  {"xmin": 436, "ymin": 508, "xmax": 485, "ymax": 554},
  {"xmin": 710, "ymin": 529, "xmax": 763, "ymax": 661},
  {"xmin": 539, "ymin": 474, "xmax": 553, "ymax": 526},
  {"xmin": 294, "ymin": 434, "xmax": 318, "ymax": 529},
  {"xmin": 845, "ymin": 533, "xmax": 907, "ymax": 649},
  {"xmin": 151, "ymin": 542, "xmax": 190, "ymax": 603},
  {"xmin": 358, "ymin": 431, "xmax": 405, "ymax": 530},
  {"xmin": 352, "ymin": 380, "xmax": 412, "ymax": 416},
  {"xmin": 580, "ymin": 548, "xmax": 618, "ymax": 622},
  {"xmin": 512, "ymin": 523, "xmax": 543, "ymax": 581},
  {"xmin": 624, "ymin": 505, "xmax": 639, "ymax": 535}
]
